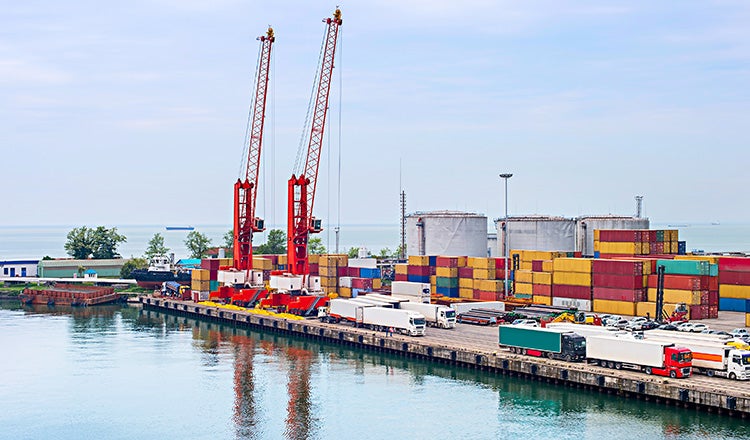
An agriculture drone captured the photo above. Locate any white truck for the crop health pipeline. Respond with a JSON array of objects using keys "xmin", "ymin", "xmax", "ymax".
[
  {"xmin": 449, "ymin": 301, "xmax": 505, "ymax": 316},
  {"xmin": 397, "ymin": 302, "xmax": 456, "ymax": 329},
  {"xmin": 319, "ymin": 298, "xmax": 375, "ymax": 323},
  {"xmin": 390, "ymin": 281, "xmax": 431, "ymax": 303},
  {"xmin": 361, "ymin": 306, "xmax": 426, "ymax": 336},
  {"xmin": 643, "ymin": 331, "xmax": 750, "ymax": 380},
  {"xmin": 586, "ymin": 334, "xmax": 692, "ymax": 378}
]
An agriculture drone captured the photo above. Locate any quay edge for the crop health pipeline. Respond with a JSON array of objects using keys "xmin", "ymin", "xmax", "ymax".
[{"xmin": 140, "ymin": 296, "xmax": 749, "ymax": 418}]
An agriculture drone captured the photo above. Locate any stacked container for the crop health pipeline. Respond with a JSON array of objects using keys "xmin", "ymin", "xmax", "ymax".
[
  {"xmin": 718, "ymin": 257, "xmax": 750, "ymax": 312},
  {"xmin": 435, "ymin": 256, "xmax": 464, "ymax": 298},
  {"xmin": 531, "ymin": 259, "xmax": 554, "ymax": 305},
  {"xmin": 637, "ymin": 259, "xmax": 718, "ymax": 319},
  {"xmin": 592, "ymin": 259, "xmax": 646, "ymax": 316},
  {"xmin": 468, "ymin": 257, "xmax": 504, "ymax": 301},
  {"xmin": 595, "ymin": 229, "xmax": 680, "ymax": 258},
  {"xmin": 552, "ymin": 257, "xmax": 593, "ymax": 311},
  {"xmin": 394, "ymin": 263, "xmax": 408, "ymax": 281},
  {"xmin": 319, "ymin": 254, "xmax": 348, "ymax": 295},
  {"xmin": 407, "ymin": 255, "xmax": 432, "ymax": 284}
]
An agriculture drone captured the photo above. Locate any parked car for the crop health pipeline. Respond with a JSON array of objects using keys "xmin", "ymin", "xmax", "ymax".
[
  {"xmin": 511, "ymin": 319, "xmax": 539, "ymax": 327},
  {"xmin": 625, "ymin": 317, "xmax": 649, "ymax": 331},
  {"xmin": 657, "ymin": 323, "xmax": 679, "ymax": 331},
  {"xmin": 730, "ymin": 328, "xmax": 750, "ymax": 338},
  {"xmin": 640, "ymin": 321, "xmax": 660, "ymax": 330},
  {"xmin": 606, "ymin": 319, "xmax": 629, "ymax": 329},
  {"xmin": 601, "ymin": 315, "xmax": 622, "ymax": 327},
  {"xmin": 690, "ymin": 323, "xmax": 708, "ymax": 333},
  {"xmin": 677, "ymin": 322, "xmax": 696, "ymax": 332}
]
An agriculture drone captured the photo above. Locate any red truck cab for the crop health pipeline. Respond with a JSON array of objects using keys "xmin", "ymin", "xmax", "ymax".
[{"xmin": 651, "ymin": 346, "xmax": 692, "ymax": 378}]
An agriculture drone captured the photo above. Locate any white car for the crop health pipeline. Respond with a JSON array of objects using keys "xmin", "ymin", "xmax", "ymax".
[
  {"xmin": 511, "ymin": 319, "xmax": 539, "ymax": 327},
  {"xmin": 689, "ymin": 323, "xmax": 709, "ymax": 333},
  {"xmin": 677, "ymin": 322, "xmax": 696, "ymax": 332},
  {"xmin": 731, "ymin": 328, "xmax": 750, "ymax": 338}
]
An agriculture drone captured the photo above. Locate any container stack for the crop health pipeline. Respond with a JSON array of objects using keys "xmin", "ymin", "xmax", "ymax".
[
  {"xmin": 591, "ymin": 259, "xmax": 646, "ymax": 317},
  {"xmin": 718, "ymin": 257, "xmax": 750, "ymax": 312},
  {"xmin": 637, "ymin": 259, "xmax": 718, "ymax": 320},
  {"xmin": 407, "ymin": 255, "xmax": 432, "ymax": 284},
  {"xmin": 531, "ymin": 259, "xmax": 553, "ymax": 305},
  {"xmin": 595, "ymin": 229, "xmax": 682, "ymax": 258},
  {"xmin": 511, "ymin": 250, "xmax": 564, "ymax": 301},
  {"xmin": 469, "ymin": 257, "xmax": 504, "ymax": 301},
  {"xmin": 252, "ymin": 256, "xmax": 273, "ymax": 281},
  {"xmin": 435, "ymin": 256, "xmax": 464, "ymax": 298},
  {"xmin": 199, "ymin": 259, "xmax": 221, "ymax": 292},
  {"xmin": 319, "ymin": 254, "xmax": 348, "ymax": 295},
  {"xmin": 552, "ymin": 257, "xmax": 593, "ymax": 311},
  {"xmin": 191, "ymin": 268, "xmax": 210, "ymax": 299},
  {"xmin": 394, "ymin": 263, "xmax": 408, "ymax": 282},
  {"xmin": 458, "ymin": 265, "xmax": 474, "ymax": 299},
  {"xmin": 308, "ymin": 254, "xmax": 319, "ymax": 276}
]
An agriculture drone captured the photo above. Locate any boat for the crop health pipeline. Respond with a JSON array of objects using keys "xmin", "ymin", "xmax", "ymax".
[
  {"xmin": 166, "ymin": 226, "xmax": 194, "ymax": 231},
  {"xmin": 20, "ymin": 284, "xmax": 122, "ymax": 307},
  {"xmin": 131, "ymin": 256, "xmax": 192, "ymax": 289}
]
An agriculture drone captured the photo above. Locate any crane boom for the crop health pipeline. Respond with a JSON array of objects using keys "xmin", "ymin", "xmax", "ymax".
[
  {"xmin": 234, "ymin": 27, "xmax": 275, "ymax": 272},
  {"xmin": 287, "ymin": 9, "xmax": 342, "ymax": 276}
]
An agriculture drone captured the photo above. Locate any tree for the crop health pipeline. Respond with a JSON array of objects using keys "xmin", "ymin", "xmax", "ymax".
[
  {"xmin": 144, "ymin": 233, "xmax": 169, "ymax": 259},
  {"xmin": 347, "ymin": 247, "xmax": 360, "ymax": 258},
  {"xmin": 378, "ymin": 248, "xmax": 392, "ymax": 259},
  {"xmin": 65, "ymin": 226, "xmax": 126, "ymax": 259},
  {"xmin": 223, "ymin": 229, "xmax": 234, "ymax": 249},
  {"xmin": 308, "ymin": 237, "xmax": 326, "ymax": 254},
  {"xmin": 255, "ymin": 229, "xmax": 286, "ymax": 254},
  {"xmin": 185, "ymin": 231, "xmax": 212, "ymax": 259},
  {"xmin": 121, "ymin": 257, "xmax": 148, "ymax": 278}
]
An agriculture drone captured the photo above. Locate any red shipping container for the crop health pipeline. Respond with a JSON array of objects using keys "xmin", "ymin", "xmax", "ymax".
[
  {"xmin": 352, "ymin": 278, "xmax": 373, "ymax": 290},
  {"xmin": 598, "ymin": 254, "xmax": 637, "ymax": 260},
  {"xmin": 709, "ymin": 305, "xmax": 719, "ymax": 318},
  {"xmin": 436, "ymin": 256, "xmax": 459, "ymax": 267},
  {"xmin": 552, "ymin": 284, "xmax": 591, "ymax": 300},
  {"xmin": 593, "ymin": 287, "xmax": 645, "ymax": 302},
  {"xmin": 494, "ymin": 258, "xmax": 506, "ymax": 271},
  {"xmin": 599, "ymin": 230, "xmax": 640, "ymax": 242},
  {"xmin": 532, "ymin": 260, "xmax": 544, "ymax": 272},
  {"xmin": 309, "ymin": 263, "xmax": 319, "ymax": 275},
  {"xmin": 719, "ymin": 271, "xmax": 750, "ymax": 286},
  {"xmin": 647, "ymin": 230, "xmax": 657, "ymax": 242},
  {"xmin": 458, "ymin": 267, "xmax": 474, "ymax": 278},
  {"xmin": 718, "ymin": 257, "xmax": 750, "ymax": 272},
  {"xmin": 646, "ymin": 274, "xmax": 702, "ymax": 290},
  {"xmin": 591, "ymin": 259, "xmax": 643, "ymax": 276},
  {"xmin": 652, "ymin": 242, "xmax": 664, "ymax": 254},
  {"xmin": 700, "ymin": 291, "xmax": 709, "ymax": 305},
  {"xmin": 407, "ymin": 265, "xmax": 431, "ymax": 276},
  {"xmin": 708, "ymin": 290, "xmax": 719, "ymax": 306},
  {"xmin": 574, "ymin": 252, "xmax": 582, "ymax": 258},
  {"xmin": 395, "ymin": 273, "xmax": 408, "ymax": 281},
  {"xmin": 337, "ymin": 267, "xmax": 348, "ymax": 277},
  {"xmin": 592, "ymin": 273, "xmax": 643, "ymax": 289},
  {"xmin": 689, "ymin": 305, "xmax": 703, "ymax": 320},
  {"xmin": 532, "ymin": 284, "xmax": 551, "ymax": 296},
  {"xmin": 699, "ymin": 275, "xmax": 719, "ymax": 290},
  {"xmin": 201, "ymin": 259, "xmax": 221, "ymax": 270}
]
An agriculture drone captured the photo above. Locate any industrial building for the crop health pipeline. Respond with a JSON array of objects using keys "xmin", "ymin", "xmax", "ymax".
[
  {"xmin": 0, "ymin": 260, "xmax": 39, "ymax": 278},
  {"xmin": 37, "ymin": 259, "xmax": 128, "ymax": 278},
  {"xmin": 406, "ymin": 211, "xmax": 487, "ymax": 257}
]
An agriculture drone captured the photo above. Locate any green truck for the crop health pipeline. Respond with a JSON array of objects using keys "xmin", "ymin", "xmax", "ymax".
[{"xmin": 498, "ymin": 325, "xmax": 586, "ymax": 362}]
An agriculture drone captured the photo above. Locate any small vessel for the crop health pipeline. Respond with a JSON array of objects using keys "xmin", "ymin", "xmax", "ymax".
[
  {"xmin": 166, "ymin": 225, "xmax": 194, "ymax": 231},
  {"xmin": 131, "ymin": 256, "xmax": 192, "ymax": 289}
]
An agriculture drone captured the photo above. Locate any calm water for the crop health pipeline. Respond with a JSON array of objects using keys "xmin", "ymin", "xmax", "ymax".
[
  {"xmin": 1, "ymin": 302, "xmax": 748, "ymax": 440},
  {"xmin": 1, "ymin": 222, "xmax": 749, "ymax": 261}
]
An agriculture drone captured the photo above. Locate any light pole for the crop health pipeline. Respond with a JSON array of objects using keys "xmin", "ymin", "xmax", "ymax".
[{"xmin": 499, "ymin": 173, "xmax": 513, "ymax": 296}]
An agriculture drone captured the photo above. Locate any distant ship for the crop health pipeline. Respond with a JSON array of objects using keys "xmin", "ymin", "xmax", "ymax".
[
  {"xmin": 131, "ymin": 256, "xmax": 192, "ymax": 289},
  {"xmin": 166, "ymin": 226, "xmax": 194, "ymax": 231}
]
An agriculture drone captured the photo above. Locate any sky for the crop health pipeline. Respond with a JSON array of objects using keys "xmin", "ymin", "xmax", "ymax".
[{"xmin": 2, "ymin": 0, "xmax": 749, "ymax": 229}]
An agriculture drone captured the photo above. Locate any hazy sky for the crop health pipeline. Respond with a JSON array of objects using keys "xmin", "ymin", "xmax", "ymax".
[{"xmin": 2, "ymin": 1, "xmax": 748, "ymax": 229}]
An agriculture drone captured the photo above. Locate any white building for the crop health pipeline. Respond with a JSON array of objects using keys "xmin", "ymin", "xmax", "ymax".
[{"xmin": 0, "ymin": 260, "xmax": 39, "ymax": 278}]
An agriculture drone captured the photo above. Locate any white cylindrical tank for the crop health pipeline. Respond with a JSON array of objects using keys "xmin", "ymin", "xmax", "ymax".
[
  {"xmin": 576, "ymin": 216, "xmax": 650, "ymax": 256},
  {"xmin": 496, "ymin": 216, "xmax": 576, "ymax": 254},
  {"xmin": 406, "ymin": 211, "xmax": 487, "ymax": 257}
]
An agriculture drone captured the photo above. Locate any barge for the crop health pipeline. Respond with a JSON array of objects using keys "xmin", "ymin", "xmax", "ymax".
[{"xmin": 20, "ymin": 284, "xmax": 121, "ymax": 306}]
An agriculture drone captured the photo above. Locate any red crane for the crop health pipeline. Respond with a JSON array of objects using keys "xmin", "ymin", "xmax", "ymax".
[
  {"xmin": 234, "ymin": 27, "xmax": 275, "ymax": 274},
  {"xmin": 287, "ymin": 8, "xmax": 343, "ymax": 278}
]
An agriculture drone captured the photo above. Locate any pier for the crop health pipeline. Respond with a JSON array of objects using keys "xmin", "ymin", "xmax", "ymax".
[{"xmin": 141, "ymin": 296, "xmax": 750, "ymax": 417}]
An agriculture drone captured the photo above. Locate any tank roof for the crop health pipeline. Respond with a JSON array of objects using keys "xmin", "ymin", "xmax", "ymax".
[{"xmin": 408, "ymin": 210, "xmax": 486, "ymax": 218}]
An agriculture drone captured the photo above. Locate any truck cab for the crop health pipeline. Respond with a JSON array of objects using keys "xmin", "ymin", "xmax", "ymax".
[
  {"xmin": 663, "ymin": 346, "xmax": 693, "ymax": 378},
  {"xmin": 408, "ymin": 314, "xmax": 427, "ymax": 336},
  {"xmin": 561, "ymin": 333, "xmax": 587, "ymax": 361},
  {"xmin": 726, "ymin": 349, "xmax": 750, "ymax": 380},
  {"xmin": 439, "ymin": 308, "xmax": 456, "ymax": 328}
]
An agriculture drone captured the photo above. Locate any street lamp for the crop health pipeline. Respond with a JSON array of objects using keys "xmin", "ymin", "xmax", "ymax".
[{"xmin": 499, "ymin": 173, "xmax": 513, "ymax": 296}]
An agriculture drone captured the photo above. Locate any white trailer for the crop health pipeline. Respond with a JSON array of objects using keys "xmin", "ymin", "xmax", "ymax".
[
  {"xmin": 643, "ymin": 333, "xmax": 750, "ymax": 380},
  {"xmin": 319, "ymin": 298, "xmax": 375, "ymax": 323},
  {"xmin": 361, "ymin": 306, "xmax": 426, "ymax": 336},
  {"xmin": 545, "ymin": 323, "xmax": 624, "ymax": 338},
  {"xmin": 365, "ymin": 294, "xmax": 410, "ymax": 307},
  {"xmin": 349, "ymin": 297, "xmax": 394, "ymax": 308},
  {"xmin": 397, "ymin": 302, "xmax": 456, "ymax": 329},
  {"xmin": 586, "ymin": 334, "xmax": 692, "ymax": 378},
  {"xmin": 449, "ymin": 301, "xmax": 505, "ymax": 316},
  {"xmin": 391, "ymin": 281, "xmax": 431, "ymax": 303}
]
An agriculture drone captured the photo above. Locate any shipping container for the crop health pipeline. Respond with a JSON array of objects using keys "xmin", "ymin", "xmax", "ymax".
[
  {"xmin": 515, "ymin": 270, "xmax": 534, "ymax": 284},
  {"xmin": 553, "ymin": 258, "xmax": 592, "ymax": 273},
  {"xmin": 592, "ymin": 273, "xmax": 643, "ymax": 289},
  {"xmin": 719, "ymin": 271, "xmax": 750, "ymax": 286},
  {"xmin": 657, "ymin": 259, "xmax": 714, "ymax": 276},
  {"xmin": 553, "ymin": 271, "xmax": 592, "ymax": 286},
  {"xmin": 592, "ymin": 299, "xmax": 636, "ymax": 316},
  {"xmin": 532, "ymin": 272, "xmax": 552, "ymax": 285},
  {"xmin": 593, "ymin": 287, "xmax": 645, "ymax": 302},
  {"xmin": 719, "ymin": 284, "xmax": 750, "ymax": 299},
  {"xmin": 532, "ymin": 283, "xmax": 552, "ymax": 296},
  {"xmin": 718, "ymin": 257, "xmax": 750, "ymax": 272},
  {"xmin": 592, "ymin": 259, "xmax": 644, "ymax": 275},
  {"xmin": 552, "ymin": 284, "xmax": 592, "ymax": 300},
  {"xmin": 551, "ymin": 297, "xmax": 592, "ymax": 312},
  {"xmin": 719, "ymin": 297, "xmax": 747, "ymax": 312}
]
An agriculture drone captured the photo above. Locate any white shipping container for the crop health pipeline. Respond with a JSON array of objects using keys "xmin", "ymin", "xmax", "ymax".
[
  {"xmin": 218, "ymin": 270, "xmax": 247, "ymax": 285},
  {"xmin": 552, "ymin": 298, "xmax": 592, "ymax": 312},
  {"xmin": 270, "ymin": 274, "xmax": 304, "ymax": 291},
  {"xmin": 339, "ymin": 276, "xmax": 353, "ymax": 288},
  {"xmin": 587, "ymin": 334, "xmax": 671, "ymax": 368},
  {"xmin": 391, "ymin": 281, "xmax": 431, "ymax": 297},
  {"xmin": 449, "ymin": 301, "xmax": 505, "ymax": 315},
  {"xmin": 348, "ymin": 258, "xmax": 378, "ymax": 269}
]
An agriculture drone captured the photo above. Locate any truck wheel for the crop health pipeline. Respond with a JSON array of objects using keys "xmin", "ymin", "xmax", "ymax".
[
  {"xmin": 670, "ymin": 371, "xmax": 677, "ymax": 378},
  {"xmin": 645, "ymin": 367, "xmax": 652, "ymax": 375},
  {"xmin": 564, "ymin": 354, "xmax": 572, "ymax": 362},
  {"xmin": 706, "ymin": 370, "xmax": 714, "ymax": 377},
  {"xmin": 546, "ymin": 352, "xmax": 554, "ymax": 359},
  {"xmin": 521, "ymin": 349, "xmax": 527, "ymax": 356},
  {"xmin": 730, "ymin": 373, "xmax": 737, "ymax": 380},
  {"xmin": 615, "ymin": 363, "xmax": 622, "ymax": 370}
]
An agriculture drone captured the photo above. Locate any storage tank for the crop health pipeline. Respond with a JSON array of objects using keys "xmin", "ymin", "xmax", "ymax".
[
  {"xmin": 495, "ymin": 216, "xmax": 576, "ymax": 255},
  {"xmin": 406, "ymin": 211, "xmax": 487, "ymax": 257},
  {"xmin": 576, "ymin": 215, "xmax": 650, "ymax": 256}
]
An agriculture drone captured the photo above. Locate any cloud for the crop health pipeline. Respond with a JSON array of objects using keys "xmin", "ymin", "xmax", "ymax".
[{"xmin": 0, "ymin": 58, "xmax": 70, "ymax": 84}]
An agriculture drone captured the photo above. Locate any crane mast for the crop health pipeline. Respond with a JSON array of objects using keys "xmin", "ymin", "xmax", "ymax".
[
  {"xmin": 234, "ymin": 27, "xmax": 275, "ymax": 273},
  {"xmin": 288, "ymin": 8, "xmax": 342, "ymax": 276}
]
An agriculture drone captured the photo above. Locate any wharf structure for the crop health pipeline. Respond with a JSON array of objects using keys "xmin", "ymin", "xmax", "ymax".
[{"xmin": 141, "ymin": 296, "xmax": 750, "ymax": 418}]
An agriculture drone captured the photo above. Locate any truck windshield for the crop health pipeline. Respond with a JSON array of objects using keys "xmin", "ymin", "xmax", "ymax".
[
  {"xmin": 412, "ymin": 318, "xmax": 426, "ymax": 326},
  {"xmin": 445, "ymin": 310, "xmax": 456, "ymax": 319},
  {"xmin": 679, "ymin": 352, "xmax": 693, "ymax": 363},
  {"xmin": 741, "ymin": 354, "xmax": 750, "ymax": 366}
]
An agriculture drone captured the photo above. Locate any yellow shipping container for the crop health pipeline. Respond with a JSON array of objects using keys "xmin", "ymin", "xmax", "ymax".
[
  {"xmin": 746, "ymin": 313, "xmax": 750, "ymax": 328},
  {"xmin": 307, "ymin": 254, "xmax": 319, "ymax": 264},
  {"xmin": 436, "ymin": 267, "xmax": 459, "ymax": 278},
  {"xmin": 670, "ymin": 242, "xmax": 679, "ymax": 254},
  {"xmin": 646, "ymin": 288, "xmax": 702, "ymax": 304},
  {"xmin": 533, "ymin": 295, "xmax": 552, "ymax": 306},
  {"xmin": 219, "ymin": 258, "xmax": 233, "ymax": 267},
  {"xmin": 514, "ymin": 282, "xmax": 533, "ymax": 295},
  {"xmin": 519, "ymin": 262, "xmax": 533, "ymax": 271},
  {"xmin": 593, "ymin": 230, "xmax": 600, "ymax": 240},
  {"xmin": 674, "ymin": 255, "xmax": 719, "ymax": 264},
  {"xmin": 459, "ymin": 288, "xmax": 474, "ymax": 299},
  {"xmin": 667, "ymin": 229, "xmax": 679, "ymax": 242},
  {"xmin": 473, "ymin": 279, "xmax": 483, "ymax": 290},
  {"xmin": 469, "ymin": 257, "xmax": 495, "ymax": 270},
  {"xmin": 598, "ymin": 242, "xmax": 637, "ymax": 255},
  {"xmin": 532, "ymin": 272, "xmax": 552, "ymax": 285},
  {"xmin": 636, "ymin": 302, "xmax": 688, "ymax": 320},
  {"xmin": 509, "ymin": 250, "xmax": 526, "ymax": 262},
  {"xmin": 515, "ymin": 270, "xmax": 533, "ymax": 284},
  {"xmin": 473, "ymin": 269, "xmax": 496, "ymax": 280},
  {"xmin": 320, "ymin": 254, "xmax": 348, "ymax": 266},
  {"xmin": 456, "ymin": 256, "xmax": 468, "ymax": 267},
  {"xmin": 252, "ymin": 257, "xmax": 273, "ymax": 270},
  {"xmin": 319, "ymin": 266, "xmax": 337, "ymax": 277},
  {"xmin": 191, "ymin": 280, "xmax": 210, "ymax": 291},
  {"xmin": 408, "ymin": 255, "xmax": 431, "ymax": 266},
  {"xmin": 719, "ymin": 284, "xmax": 750, "ymax": 299},
  {"xmin": 192, "ymin": 269, "xmax": 210, "ymax": 281},
  {"xmin": 542, "ymin": 260, "xmax": 554, "ymax": 272},
  {"xmin": 552, "ymin": 271, "xmax": 591, "ymax": 286},
  {"xmin": 277, "ymin": 254, "xmax": 288, "ymax": 265},
  {"xmin": 373, "ymin": 279, "xmax": 382, "ymax": 289},
  {"xmin": 640, "ymin": 242, "xmax": 650, "ymax": 255},
  {"xmin": 339, "ymin": 287, "xmax": 352, "ymax": 298},
  {"xmin": 594, "ymin": 240, "xmax": 600, "ymax": 252},
  {"xmin": 459, "ymin": 278, "xmax": 474, "ymax": 288},
  {"xmin": 395, "ymin": 264, "xmax": 408, "ymax": 275},
  {"xmin": 552, "ymin": 257, "xmax": 592, "ymax": 273},
  {"xmin": 480, "ymin": 280, "xmax": 505, "ymax": 292},
  {"xmin": 593, "ymin": 299, "xmax": 636, "ymax": 316}
]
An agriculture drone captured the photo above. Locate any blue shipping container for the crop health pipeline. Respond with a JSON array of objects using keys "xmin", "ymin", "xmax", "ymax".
[
  {"xmin": 436, "ymin": 285, "xmax": 459, "ymax": 298},
  {"xmin": 719, "ymin": 297, "xmax": 746, "ymax": 312},
  {"xmin": 428, "ymin": 256, "xmax": 437, "ymax": 267},
  {"xmin": 360, "ymin": 268, "xmax": 381, "ymax": 279},
  {"xmin": 746, "ymin": 299, "xmax": 750, "ymax": 313},
  {"xmin": 677, "ymin": 241, "xmax": 687, "ymax": 255},
  {"xmin": 407, "ymin": 274, "xmax": 430, "ymax": 283},
  {"xmin": 593, "ymin": 251, "xmax": 601, "ymax": 259}
]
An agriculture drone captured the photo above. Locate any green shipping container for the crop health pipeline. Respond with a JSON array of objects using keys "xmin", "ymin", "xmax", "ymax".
[
  {"xmin": 436, "ymin": 276, "xmax": 458, "ymax": 288},
  {"xmin": 209, "ymin": 280, "xmax": 219, "ymax": 291},
  {"xmin": 656, "ymin": 259, "xmax": 712, "ymax": 276},
  {"xmin": 498, "ymin": 326, "xmax": 564, "ymax": 353},
  {"xmin": 655, "ymin": 230, "xmax": 665, "ymax": 242}
]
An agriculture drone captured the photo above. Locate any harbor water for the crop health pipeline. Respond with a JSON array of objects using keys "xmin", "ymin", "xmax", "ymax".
[{"xmin": 1, "ymin": 302, "xmax": 748, "ymax": 440}]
